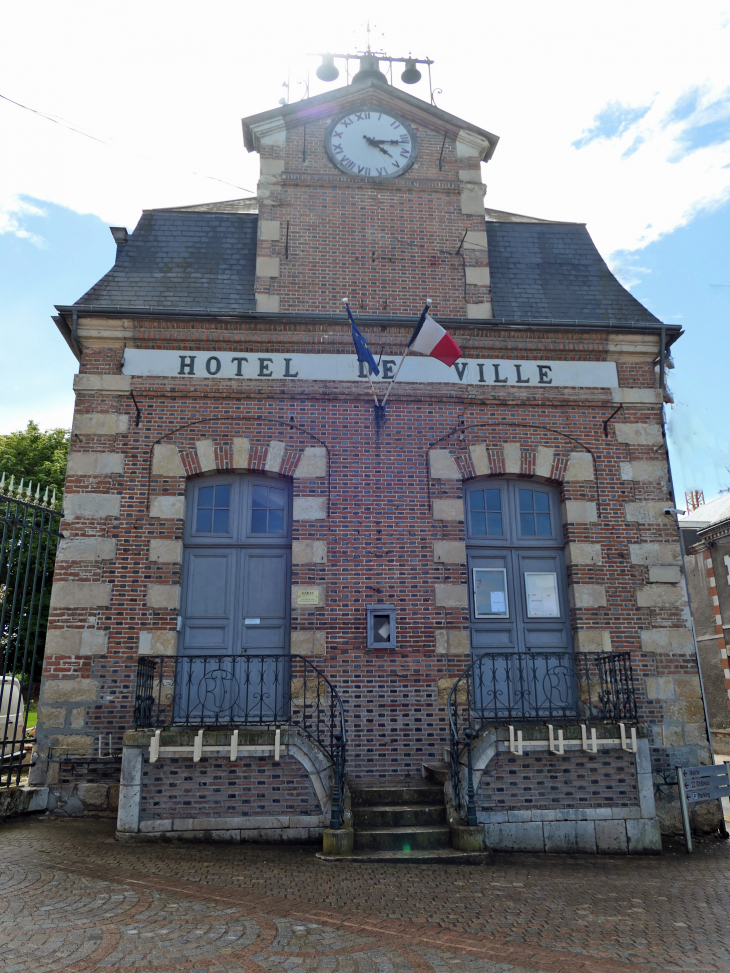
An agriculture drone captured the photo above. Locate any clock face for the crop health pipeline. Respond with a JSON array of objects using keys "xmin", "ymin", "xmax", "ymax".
[{"xmin": 325, "ymin": 110, "xmax": 418, "ymax": 178}]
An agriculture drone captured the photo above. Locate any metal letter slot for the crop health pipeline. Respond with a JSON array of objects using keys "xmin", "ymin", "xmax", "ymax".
[{"xmin": 244, "ymin": 618, "xmax": 261, "ymax": 625}]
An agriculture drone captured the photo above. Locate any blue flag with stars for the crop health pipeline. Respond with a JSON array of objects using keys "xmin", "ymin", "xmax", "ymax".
[{"xmin": 345, "ymin": 303, "xmax": 380, "ymax": 376}]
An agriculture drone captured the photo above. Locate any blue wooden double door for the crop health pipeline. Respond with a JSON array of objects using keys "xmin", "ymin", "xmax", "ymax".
[{"xmin": 177, "ymin": 474, "xmax": 292, "ymax": 723}]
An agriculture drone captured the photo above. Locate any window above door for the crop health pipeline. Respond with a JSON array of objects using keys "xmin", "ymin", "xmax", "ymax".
[
  {"xmin": 186, "ymin": 474, "xmax": 292, "ymax": 545},
  {"xmin": 464, "ymin": 479, "xmax": 562, "ymax": 547}
]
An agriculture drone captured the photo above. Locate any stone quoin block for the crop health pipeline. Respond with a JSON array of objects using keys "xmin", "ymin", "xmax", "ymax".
[
  {"xmin": 564, "ymin": 452, "xmax": 594, "ymax": 481},
  {"xmin": 152, "ymin": 444, "xmax": 185, "ymax": 477},
  {"xmin": 67, "ymin": 451, "xmax": 124, "ymax": 474},
  {"xmin": 195, "ymin": 439, "xmax": 216, "ymax": 472},
  {"xmin": 292, "ymin": 497, "xmax": 326, "ymax": 520},
  {"xmin": 460, "ymin": 183, "xmax": 487, "ymax": 215},
  {"xmin": 292, "ymin": 541, "xmax": 327, "ymax": 564},
  {"xmin": 434, "ymin": 584, "xmax": 468, "ymax": 607},
  {"xmin": 458, "ymin": 169, "xmax": 483, "ymax": 183},
  {"xmin": 462, "ymin": 230, "xmax": 489, "ymax": 250},
  {"xmin": 233, "ymin": 437, "xmax": 250, "ymax": 469},
  {"xmin": 57, "ymin": 538, "xmax": 116, "ymax": 561},
  {"xmin": 534, "ymin": 446, "xmax": 554, "ymax": 479},
  {"xmin": 428, "ymin": 449, "xmax": 461, "ymax": 479},
  {"xmin": 63, "ymin": 493, "xmax": 121, "ymax": 520},
  {"xmin": 255, "ymin": 294, "xmax": 280, "ymax": 313},
  {"xmin": 45, "ymin": 630, "xmax": 108, "ymax": 656},
  {"xmin": 569, "ymin": 585, "xmax": 607, "ymax": 608},
  {"xmin": 41, "ymin": 679, "xmax": 99, "ymax": 703},
  {"xmin": 433, "ymin": 541, "xmax": 467, "ymax": 564},
  {"xmin": 434, "ymin": 630, "xmax": 470, "ymax": 655},
  {"xmin": 291, "ymin": 630, "xmax": 326, "ymax": 657},
  {"xmin": 625, "ymin": 502, "xmax": 673, "ymax": 523},
  {"xmin": 73, "ymin": 374, "xmax": 132, "ymax": 394},
  {"xmin": 649, "ymin": 566, "xmax": 682, "ymax": 583},
  {"xmin": 674, "ymin": 676, "xmax": 702, "ymax": 698},
  {"xmin": 138, "ymin": 631, "xmax": 178, "ymax": 656},
  {"xmin": 466, "ymin": 302, "xmax": 494, "ymax": 319},
  {"xmin": 566, "ymin": 543, "xmax": 602, "ymax": 565},
  {"xmin": 72, "ymin": 413, "xmax": 129, "ymax": 436},
  {"xmin": 562, "ymin": 501, "xmax": 598, "ymax": 523},
  {"xmin": 630, "ymin": 543, "xmax": 681, "ymax": 565},
  {"xmin": 265, "ymin": 440, "xmax": 286, "ymax": 472},
  {"xmin": 636, "ymin": 584, "xmax": 687, "ymax": 608},
  {"xmin": 256, "ymin": 256, "xmax": 280, "ymax": 278},
  {"xmin": 469, "ymin": 444, "xmax": 489, "ymax": 476},
  {"xmin": 48, "ymin": 733, "xmax": 94, "ymax": 754},
  {"xmin": 595, "ymin": 820, "xmax": 628, "ymax": 854},
  {"xmin": 573, "ymin": 630, "xmax": 612, "ymax": 653},
  {"xmin": 148, "ymin": 540, "xmax": 183, "ymax": 563},
  {"xmin": 432, "ymin": 499, "xmax": 464, "ymax": 521},
  {"xmin": 293, "ymin": 447, "xmax": 327, "ymax": 478},
  {"xmin": 50, "ymin": 583, "xmax": 111, "ymax": 609},
  {"xmin": 146, "ymin": 585, "xmax": 180, "ymax": 610},
  {"xmin": 620, "ymin": 460, "xmax": 668, "ymax": 482},
  {"xmin": 37, "ymin": 706, "xmax": 67, "ymax": 728},
  {"xmin": 640, "ymin": 629, "xmax": 695, "ymax": 654},
  {"xmin": 610, "ymin": 387, "xmax": 663, "ymax": 404},
  {"xmin": 149, "ymin": 496, "xmax": 185, "ymax": 519},
  {"xmin": 258, "ymin": 220, "xmax": 280, "ymax": 240},
  {"xmin": 614, "ymin": 423, "xmax": 663, "ymax": 445},
  {"xmin": 260, "ymin": 158, "xmax": 285, "ymax": 176},
  {"xmin": 644, "ymin": 676, "xmax": 675, "ymax": 700},
  {"xmin": 502, "ymin": 442, "xmax": 521, "ymax": 474},
  {"xmin": 465, "ymin": 266, "xmax": 491, "ymax": 286}
]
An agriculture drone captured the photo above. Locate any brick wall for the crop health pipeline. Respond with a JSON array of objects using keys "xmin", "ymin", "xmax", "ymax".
[
  {"xmin": 139, "ymin": 755, "xmax": 321, "ymax": 820},
  {"xmin": 477, "ymin": 751, "xmax": 639, "ymax": 811}
]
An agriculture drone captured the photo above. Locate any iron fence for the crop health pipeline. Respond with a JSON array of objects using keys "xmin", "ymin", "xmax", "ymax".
[
  {"xmin": 133, "ymin": 653, "xmax": 347, "ymax": 828},
  {"xmin": 448, "ymin": 651, "xmax": 638, "ymax": 824},
  {"xmin": 0, "ymin": 479, "xmax": 62, "ymax": 786}
]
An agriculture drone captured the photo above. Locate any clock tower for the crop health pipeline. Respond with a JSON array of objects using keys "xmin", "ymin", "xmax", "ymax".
[{"xmin": 242, "ymin": 57, "xmax": 498, "ymax": 319}]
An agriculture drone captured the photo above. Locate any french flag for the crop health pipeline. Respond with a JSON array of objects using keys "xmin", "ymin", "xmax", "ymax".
[{"xmin": 407, "ymin": 308, "xmax": 462, "ymax": 368}]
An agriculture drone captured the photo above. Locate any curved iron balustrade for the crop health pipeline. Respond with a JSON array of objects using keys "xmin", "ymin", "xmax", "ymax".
[
  {"xmin": 133, "ymin": 653, "xmax": 347, "ymax": 829},
  {"xmin": 447, "ymin": 651, "xmax": 638, "ymax": 825}
]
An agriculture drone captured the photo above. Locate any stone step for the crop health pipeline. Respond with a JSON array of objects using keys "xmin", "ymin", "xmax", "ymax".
[
  {"xmin": 350, "ymin": 782, "xmax": 444, "ymax": 807},
  {"xmin": 422, "ymin": 760, "xmax": 450, "ymax": 785},
  {"xmin": 352, "ymin": 804, "xmax": 447, "ymax": 829},
  {"xmin": 317, "ymin": 847, "xmax": 491, "ymax": 864},
  {"xmin": 354, "ymin": 825, "xmax": 452, "ymax": 853}
]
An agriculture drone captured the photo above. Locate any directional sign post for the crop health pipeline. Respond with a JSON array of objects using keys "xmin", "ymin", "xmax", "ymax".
[{"xmin": 676, "ymin": 762, "xmax": 730, "ymax": 853}]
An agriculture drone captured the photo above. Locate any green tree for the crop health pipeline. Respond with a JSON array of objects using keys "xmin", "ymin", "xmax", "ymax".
[{"xmin": 0, "ymin": 421, "xmax": 70, "ymax": 497}]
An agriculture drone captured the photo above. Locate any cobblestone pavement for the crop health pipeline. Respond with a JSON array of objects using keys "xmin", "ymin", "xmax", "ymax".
[{"xmin": 1, "ymin": 818, "xmax": 730, "ymax": 972}]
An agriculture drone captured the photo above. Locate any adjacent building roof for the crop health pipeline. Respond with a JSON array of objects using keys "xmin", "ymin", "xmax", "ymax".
[
  {"xmin": 67, "ymin": 203, "xmax": 661, "ymax": 327},
  {"xmin": 680, "ymin": 494, "xmax": 730, "ymax": 531}
]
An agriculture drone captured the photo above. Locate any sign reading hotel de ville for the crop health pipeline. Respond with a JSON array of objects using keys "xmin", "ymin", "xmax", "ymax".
[{"xmin": 122, "ymin": 349, "xmax": 618, "ymax": 388}]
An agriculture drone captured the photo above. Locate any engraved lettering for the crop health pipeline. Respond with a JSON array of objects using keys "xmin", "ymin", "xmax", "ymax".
[
  {"xmin": 537, "ymin": 365, "xmax": 553, "ymax": 384},
  {"xmin": 358, "ymin": 360, "xmax": 376, "ymax": 378},
  {"xmin": 390, "ymin": 121, "xmax": 401, "ymax": 129},
  {"xmin": 492, "ymin": 364, "xmax": 508, "ymax": 383},
  {"xmin": 258, "ymin": 357, "xmax": 274, "ymax": 377},
  {"xmin": 453, "ymin": 362, "xmax": 468, "ymax": 381},
  {"xmin": 400, "ymin": 149, "xmax": 409, "ymax": 158},
  {"xmin": 205, "ymin": 356, "xmax": 221, "ymax": 375},
  {"xmin": 230, "ymin": 357, "xmax": 248, "ymax": 377},
  {"xmin": 381, "ymin": 359, "xmax": 396, "ymax": 379},
  {"xmin": 342, "ymin": 116, "xmax": 354, "ymax": 127},
  {"xmin": 514, "ymin": 364, "xmax": 530, "ymax": 384},
  {"xmin": 283, "ymin": 358, "xmax": 299, "ymax": 378},
  {"xmin": 333, "ymin": 143, "xmax": 343, "ymax": 155},
  {"xmin": 376, "ymin": 166, "xmax": 387, "ymax": 175},
  {"xmin": 477, "ymin": 363, "xmax": 487, "ymax": 383},
  {"xmin": 178, "ymin": 355, "xmax": 196, "ymax": 375}
]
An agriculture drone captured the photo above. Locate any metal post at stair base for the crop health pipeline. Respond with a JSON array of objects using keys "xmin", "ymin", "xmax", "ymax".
[
  {"xmin": 677, "ymin": 765, "xmax": 693, "ymax": 853},
  {"xmin": 330, "ymin": 731, "xmax": 343, "ymax": 830},
  {"xmin": 464, "ymin": 727, "xmax": 478, "ymax": 827}
]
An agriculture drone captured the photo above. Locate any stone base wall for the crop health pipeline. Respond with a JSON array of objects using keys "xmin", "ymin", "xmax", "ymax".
[{"xmin": 481, "ymin": 814, "xmax": 662, "ymax": 854}]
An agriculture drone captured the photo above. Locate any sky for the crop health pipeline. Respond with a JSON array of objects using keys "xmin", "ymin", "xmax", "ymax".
[{"xmin": 1, "ymin": 0, "xmax": 729, "ymax": 505}]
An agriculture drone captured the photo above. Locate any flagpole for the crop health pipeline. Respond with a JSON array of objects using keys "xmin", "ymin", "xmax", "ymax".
[{"xmin": 380, "ymin": 299, "xmax": 431, "ymax": 408}]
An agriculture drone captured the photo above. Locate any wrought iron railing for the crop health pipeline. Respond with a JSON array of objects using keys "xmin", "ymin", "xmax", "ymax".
[
  {"xmin": 133, "ymin": 653, "xmax": 347, "ymax": 828},
  {"xmin": 0, "ymin": 480, "xmax": 62, "ymax": 787},
  {"xmin": 448, "ymin": 651, "xmax": 638, "ymax": 825}
]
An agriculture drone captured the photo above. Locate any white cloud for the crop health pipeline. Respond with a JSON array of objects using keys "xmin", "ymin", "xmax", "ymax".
[
  {"xmin": 0, "ymin": 195, "xmax": 47, "ymax": 247},
  {"xmin": 0, "ymin": 1, "xmax": 729, "ymax": 258}
]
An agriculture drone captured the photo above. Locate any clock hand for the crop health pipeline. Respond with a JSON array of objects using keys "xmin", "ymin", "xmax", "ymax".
[{"xmin": 363, "ymin": 136, "xmax": 401, "ymax": 146}]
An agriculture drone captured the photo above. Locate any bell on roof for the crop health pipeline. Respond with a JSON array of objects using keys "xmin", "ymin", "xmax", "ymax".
[
  {"xmin": 316, "ymin": 54, "xmax": 339, "ymax": 82},
  {"xmin": 351, "ymin": 53, "xmax": 388, "ymax": 85},
  {"xmin": 401, "ymin": 58, "xmax": 421, "ymax": 84}
]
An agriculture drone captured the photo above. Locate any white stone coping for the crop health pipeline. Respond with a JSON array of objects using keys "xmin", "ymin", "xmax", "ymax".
[
  {"xmin": 478, "ymin": 806, "xmax": 644, "ymax": 823},
  {"xmin": 138, "ymin": 813, "xmax": 325, "ymax": 833}
]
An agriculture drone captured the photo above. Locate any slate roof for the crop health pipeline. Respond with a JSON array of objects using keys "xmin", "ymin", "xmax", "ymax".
[
  {"xmin": 485, "ymin": 219, "xmax": 660, "ymax": 324},
  {"xmin": 75, "ymin": 209, "xmax": 258, "ymax": 313},
  {"xmin": 72, "ymin": 201, "xmax": 660, "ymax": 326}
]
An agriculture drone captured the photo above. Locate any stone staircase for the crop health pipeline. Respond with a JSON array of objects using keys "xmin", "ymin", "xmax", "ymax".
[{"xmin": 319, "ymin": 767, "xmax": 487, "ymax": 862}]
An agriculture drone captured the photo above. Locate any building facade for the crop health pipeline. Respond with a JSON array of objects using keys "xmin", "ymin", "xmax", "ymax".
[{"xmin": 31, "ymin": 61, "xmax": 722, "ymax": 854}]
